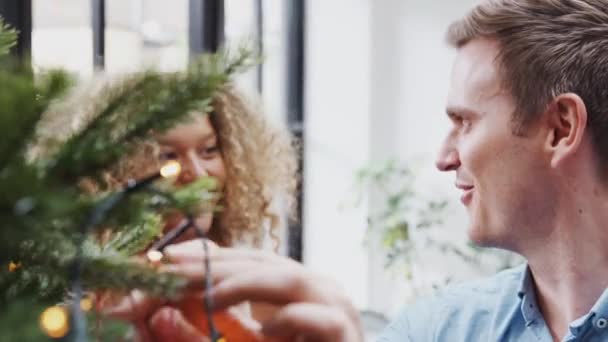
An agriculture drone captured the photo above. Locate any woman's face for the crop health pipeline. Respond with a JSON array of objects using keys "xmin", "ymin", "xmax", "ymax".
[{"xmin": 156, "ymin": 114, "xmax": 226, "ymax": 237}]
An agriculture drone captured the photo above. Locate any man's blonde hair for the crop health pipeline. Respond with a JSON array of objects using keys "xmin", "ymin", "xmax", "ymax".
[{"xmin": 448, "ymin": 0, "xmax": 608, "ymax": 170}]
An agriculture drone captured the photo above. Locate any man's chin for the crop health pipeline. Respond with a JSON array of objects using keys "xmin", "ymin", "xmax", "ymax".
[{"xmin": 466, "ymin": 225, "xmax": 496, "ymax": 248}]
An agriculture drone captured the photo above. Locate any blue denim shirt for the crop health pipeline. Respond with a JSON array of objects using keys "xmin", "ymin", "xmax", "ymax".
[{"xmin": 378, "ymin": 264, "xmax": 608, "ymax": 341}]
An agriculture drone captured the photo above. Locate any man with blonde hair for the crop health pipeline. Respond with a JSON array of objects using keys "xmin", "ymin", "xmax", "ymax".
[
  {"xmin": 380, "ymin": 0, "xmax": 608, "ymax": 340},
  {"xmin": 153, "ymin": 1, "xmax": 608, "ymax": 341}
]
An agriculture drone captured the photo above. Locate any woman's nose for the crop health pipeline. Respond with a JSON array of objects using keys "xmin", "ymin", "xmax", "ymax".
[{"xmin": 178, "ymin": 151, "xmax": 208, "ymax": 184}]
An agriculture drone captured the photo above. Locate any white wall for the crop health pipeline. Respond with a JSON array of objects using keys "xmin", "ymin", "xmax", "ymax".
[
  {"xmin": 368, "ymin": 0, "xmax": 483, "ymax": 317},
  {"xmin": 303, "ymin": 0, "xmax": 485, "ymax": 319},
  {"xmin": 303, "ymin": 0, "xmax": 372, "ymax": 309}
]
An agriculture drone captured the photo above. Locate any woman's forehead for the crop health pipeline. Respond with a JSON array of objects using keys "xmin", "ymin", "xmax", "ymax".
[{"xmin": 157, "ymin": 114, "xmax": 216, "ymax": 146}]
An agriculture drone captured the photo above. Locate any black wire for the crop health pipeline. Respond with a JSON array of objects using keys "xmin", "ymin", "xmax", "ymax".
[
  {"xmin": 189, "ymin": 214, "xmax": 223, "ymax": 342},
  {"xmin": 70, "ymin": 174, "xmax": 223, "ymax": 342},
  {"xmin": 149, "ymin": 219, "xmax": 190, "ymax": 252},
  {"xmin": 145, "ymin": 186, "xmax": 222, "ymax": 341},
  {"xmin": 69, "ymin": 191, "xmax": 127, "ymax": 342},
  {"xmin": 69, "ymin": 174, "xmax": 160, "ymax": 342}
]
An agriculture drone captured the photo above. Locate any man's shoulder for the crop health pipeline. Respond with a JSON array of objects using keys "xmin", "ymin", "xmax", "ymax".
[{"xmin": 378, "ymin": 264, "xmax": 527, "ymax": 342}]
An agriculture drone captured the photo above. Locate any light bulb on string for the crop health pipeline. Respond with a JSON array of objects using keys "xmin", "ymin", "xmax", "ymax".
[
  {"xmin": 123, "ymin": 160, "xmax": 182, "ymax": 193},
  {"xmin": 146, "ymin": 249, "xmax": 164, "ymax": 264},
  {"xmin": 80, "ymin": 296, "xmax": 93, "ymax": 312},
  {"xmin": 160, "ymin": 160, "xmax": 181, "ymax": 178},
  {"xmin": 8, "ymin": 261, "xmax": 20, "ymax": 272},
  {"xmin": 40, "ymin": 306, "xmax": 70, "ymax": 339}
]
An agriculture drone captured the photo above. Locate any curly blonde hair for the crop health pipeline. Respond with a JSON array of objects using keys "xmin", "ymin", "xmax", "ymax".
[{"xmin": 105, "ymin": 86, "xmax": 299, "ymax": 247}]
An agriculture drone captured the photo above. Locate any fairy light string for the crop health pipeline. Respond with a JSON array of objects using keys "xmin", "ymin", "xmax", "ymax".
[{"xmin": 67, "ymin": 160, "xmax": 223, "ymax": 341}]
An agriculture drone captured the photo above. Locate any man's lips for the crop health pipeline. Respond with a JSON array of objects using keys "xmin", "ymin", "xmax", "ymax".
[{"xmin": 455, "ymin": 183, "xmax": 474, "ymax": 205}]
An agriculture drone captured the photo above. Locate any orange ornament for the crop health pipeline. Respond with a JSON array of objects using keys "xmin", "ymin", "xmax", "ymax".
[{"xmin": 177, "ymin": 298, "xmax": 264, "ymax": 342}]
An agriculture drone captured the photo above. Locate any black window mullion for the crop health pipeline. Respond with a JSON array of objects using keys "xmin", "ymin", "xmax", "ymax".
[
  {"xmin": 285, "ymin": 0, "xmax": 305, "ymax": 262},
  {"xmin": 91, "ymin": 0, "xmax": 105, "ymax": 71},
  {"xmin": 255, "ymin": 0, "xmax": 263, "ymax": 93},
  {"xmin": 189, "ymin": 0, "xmax": 224, "ymax": 56},
  {"xmin": 0, "ymin": 0, "xmax": 31, "ymax": 62}
]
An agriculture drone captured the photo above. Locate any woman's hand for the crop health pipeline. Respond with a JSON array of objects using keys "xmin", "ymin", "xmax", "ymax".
[
  {"xmin": 97, "ymin": 286, "xmax": 211, "ymax": 341},
  {"xmin": 144, "ymin": 306, "xmax": 211, "ymax": 342},
  {"xmin": 162, "ymin": 239, "xmax": 364, "ymax": 342}
]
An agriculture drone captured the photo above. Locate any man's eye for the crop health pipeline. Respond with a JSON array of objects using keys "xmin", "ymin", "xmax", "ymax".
[
  {"xmin": 449, "ymin": 113, "xmax": 464, "ymax": 126},
  {"xmin": 458, "ymin": 117, "xmax": 472, "ymax": 131},
  {"xmin": 159, "ymin": 151, "xmax": 178, "ymax": 161}
]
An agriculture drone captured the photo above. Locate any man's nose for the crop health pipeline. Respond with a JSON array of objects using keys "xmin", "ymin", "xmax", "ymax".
[{"xmin": 435, "ymin": 144, "xmax": 460, "ymax": 172}]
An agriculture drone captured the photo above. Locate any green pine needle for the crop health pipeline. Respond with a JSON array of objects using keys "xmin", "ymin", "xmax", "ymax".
[
  {"xmin": 103, "ymin": 212, "xmax": 163, "ymax": 256},
  {"xmin": 0, "ymin": 17, "xmax": 17, "ymax": 56}
]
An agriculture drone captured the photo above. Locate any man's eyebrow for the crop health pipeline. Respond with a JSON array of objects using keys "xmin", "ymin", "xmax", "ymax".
[{"xmin": 445, "ymin": 107, "xmax": 479, "ymax": 119}]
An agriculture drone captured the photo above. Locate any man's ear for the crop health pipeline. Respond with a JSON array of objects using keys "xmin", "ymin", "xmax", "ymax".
[{"xmin": 544, "ymin": 93, "xmax": 588, "ymax": 168}]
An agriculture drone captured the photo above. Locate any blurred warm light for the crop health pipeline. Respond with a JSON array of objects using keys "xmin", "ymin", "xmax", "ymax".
[
  {"xmin": 8, "ymin": 261, "xmax": 20, "ymax": 272},
  {"xmin": 160, "ymin": 160, "xmax": 181, "ymax": 178},
  {"xmin": 147, "ymin": 250, "xmax": 164, "ymax": 263},
  {"xmin": 40, "ymin": 306, "xmax": 69, "ymax": 338},
  {"xmin": 80, "ymin": 296, "xmax": 93, "ymax": 312}
]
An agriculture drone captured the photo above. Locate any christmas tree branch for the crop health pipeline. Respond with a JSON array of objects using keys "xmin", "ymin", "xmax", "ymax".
[
  {"xmin": 44, "ymin": 48, "xmax": 255, "ymax": 184},
  {"xmin": 0, "ymin": 16, "xmax": 17, "ymax": 56},
  {"xmin": 0, "ymin": 20, "xmax": 258, "ymax": 337}
]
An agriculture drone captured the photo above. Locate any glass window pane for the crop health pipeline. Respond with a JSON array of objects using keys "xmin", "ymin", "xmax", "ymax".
[
  {"xmin": 225, "ymin": 0, "xmax": 256, "ymax": 43},
  {"xmin": 32, "ymin": 0, "xmax": 93, "ymax": 75},
  {"xmin": 224, "ymin": 0, "xmax": 258, "ymax": 94},
  {"xmin": 260, "ymin": 0, "xmax": 287, "ymax": 125},
  {"xmin": 105, "ymin": 0, "xmax": 189, "ymax": 73}
]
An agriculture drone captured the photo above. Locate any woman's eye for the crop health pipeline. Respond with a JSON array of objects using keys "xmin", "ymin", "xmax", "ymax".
[
  {"xmin": 198, "ymin": 145, "xmax": 220, "ymax": 158},
  {"xmin": 159, "ymin": 151, "xmax": 178, "ymax": 161}
]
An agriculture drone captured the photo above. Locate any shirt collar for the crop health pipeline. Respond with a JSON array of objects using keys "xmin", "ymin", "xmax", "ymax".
[
  {"xmin": 516, "ymin": 264, "xmax": 608, "ymax": 337},
  {"xmin": 517, "ymin": 264, "xmax": 532, "ymax": 300},
  {"xmin": 516, "ymin": 265, "xmax": 541, "ymax": 325},
  {"xmin": 517, "ymin": 264, "xmax": 608, "ymax": 316},
  {"xmin": 590, "ymin": 288, "xmax": 608, "ymax": 318}
]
